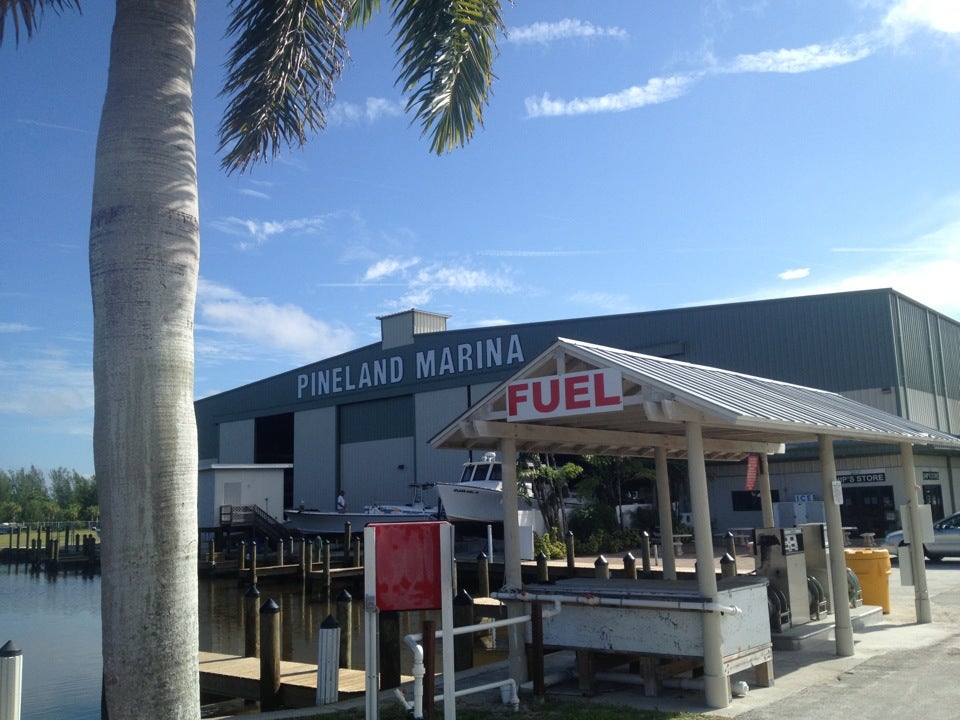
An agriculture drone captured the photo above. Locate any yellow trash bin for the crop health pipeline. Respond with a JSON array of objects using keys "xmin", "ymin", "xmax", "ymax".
[{"xmin": 844, "ymin": 548, "xmax": 892, "ymax": 613}]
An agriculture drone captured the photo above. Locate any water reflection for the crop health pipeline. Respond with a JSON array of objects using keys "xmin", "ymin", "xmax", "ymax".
[{"xmin": 1, "ymin": 566, "xmax": 500, "ymax": 719}]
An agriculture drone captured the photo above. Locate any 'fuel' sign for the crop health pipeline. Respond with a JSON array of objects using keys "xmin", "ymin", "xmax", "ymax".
[{"xmin": 507, "ymin": 368, "xmax": 623, "ymax": 421}]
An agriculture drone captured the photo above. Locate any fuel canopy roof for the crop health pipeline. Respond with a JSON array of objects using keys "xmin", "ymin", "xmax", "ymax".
[{"xmin": 430, "ymin": 337, "xmax": 960, "ymax": 460}]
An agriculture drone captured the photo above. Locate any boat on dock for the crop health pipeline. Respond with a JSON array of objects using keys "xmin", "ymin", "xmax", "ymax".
[
  {"xmin": 436, "ymin": 453, "xmax": 546, "ymax": 534},
  {"xmin": 284, "ymin": 483, "xmax": 440, "ymax": 535}
]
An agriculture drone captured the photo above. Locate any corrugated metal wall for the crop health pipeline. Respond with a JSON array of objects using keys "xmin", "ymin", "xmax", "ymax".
[
  {"xmin": 891, "ymin": 293, "xmax": 960, "ymax": 433},
  {"xmin": 339, "ymin": 395, "xmax": 414, "ymax": 443}
]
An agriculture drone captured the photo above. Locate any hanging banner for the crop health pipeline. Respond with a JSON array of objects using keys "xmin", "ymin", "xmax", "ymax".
[{"xmin": 745, "ymin": 454, "xmax": 759, "ymax": 491}]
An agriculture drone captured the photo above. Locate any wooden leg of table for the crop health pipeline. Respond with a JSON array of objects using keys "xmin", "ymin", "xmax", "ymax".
[
  {"xmin": 754, "ymin": 659, "xmax": 775, "ymax": 687},
  {"xmin": 575, "ymin": 650, "xmax": 596, "ymax": 696}
]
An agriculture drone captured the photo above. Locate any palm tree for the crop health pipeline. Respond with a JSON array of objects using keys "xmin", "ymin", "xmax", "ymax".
[{"xmin": 1, "ymin": 1, "xmax": 504, "ymax": 717}]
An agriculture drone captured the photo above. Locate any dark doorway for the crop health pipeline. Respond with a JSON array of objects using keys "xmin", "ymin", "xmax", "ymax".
[
  {"xmin": 923, "ymin": 484, "xmax": 945, "ymax": 522},
  {"xmin": 840, "ymin": 485, "xmax": 896, "ymax": 537}
]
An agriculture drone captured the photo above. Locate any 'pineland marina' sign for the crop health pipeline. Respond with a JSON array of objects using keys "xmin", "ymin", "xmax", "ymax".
[{"xmin": 507, "ymin": 368, "xmax": 623, "ymax": 421}]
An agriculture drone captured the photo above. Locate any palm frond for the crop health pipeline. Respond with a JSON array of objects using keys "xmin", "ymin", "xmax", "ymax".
[
  {"xmin": 390, "ymin": 0, "xmax": 504, "ymax": 154},
  {"xmin": 219, "ymin": 0, "xmax": 351, "ymax": 174},
  {"xmin": 0, "ymin": 0, "xmax": 80, "ymax": 46}
]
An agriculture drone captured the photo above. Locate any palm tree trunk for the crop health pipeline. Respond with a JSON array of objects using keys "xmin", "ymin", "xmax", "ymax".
[{"xmin": 90, "ymin": 1, "xmax": 200, "ymax": 717}]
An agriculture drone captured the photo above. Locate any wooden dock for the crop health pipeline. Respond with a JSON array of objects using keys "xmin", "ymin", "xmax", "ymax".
[{"xmin": 199, "ymin": 651, "xmax": 379, "ymax": 707}]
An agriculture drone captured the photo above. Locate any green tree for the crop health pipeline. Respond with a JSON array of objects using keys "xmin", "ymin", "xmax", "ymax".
[
  {"xmin": 1, "ymin": 1, "xmax": 504, "ymax": 716},
  {"xmin": 580, "ymin": 455, "xmax": 656, "ymax": 528},
  {"xmin": 520, "ymin": 458, "xmax": 583, "ymax": 534}
]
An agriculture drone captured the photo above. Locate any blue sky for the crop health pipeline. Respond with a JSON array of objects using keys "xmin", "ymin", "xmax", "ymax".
[{"xmin": 2, "ymin": 1, "xmax": 959, "ymax": 476}]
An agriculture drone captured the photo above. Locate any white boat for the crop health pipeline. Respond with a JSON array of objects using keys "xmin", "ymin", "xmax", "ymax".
[
  {"xmin": 436, "ymin": 453, "xmax": 546, "ymax": 533},
  {"xmin": 284, "ymin": 484, "xmax": 439, "ymax": 535}
]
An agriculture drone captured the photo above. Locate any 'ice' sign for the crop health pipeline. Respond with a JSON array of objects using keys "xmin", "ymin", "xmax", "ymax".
[{"xmin": 507, "ymin": 368, "xmax": 623, "ymax": 421}]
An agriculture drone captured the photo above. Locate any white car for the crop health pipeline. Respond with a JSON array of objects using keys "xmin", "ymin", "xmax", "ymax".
[{"xmin": 883, "ymin": 511, "xmax": 960, "ymax": 562}]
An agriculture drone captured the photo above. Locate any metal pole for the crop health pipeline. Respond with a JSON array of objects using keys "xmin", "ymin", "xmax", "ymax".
[
  {"xmin": 819, "ymin": 434, "xmax": 854, "ymax": 656},
  {"xmin": 655, "ymin": 445, "xmax": 677, "ymax": 580},
  {"xmin": 499, "ymin": 436, "xmax": 527, "ymax": 689},
  {"xmin": 901, "ymin": 442, "xmax": 931, "ymax": 623},
  {"xmin": 685, "ymin": 420, "xmax": 727, "ymax": 708}
]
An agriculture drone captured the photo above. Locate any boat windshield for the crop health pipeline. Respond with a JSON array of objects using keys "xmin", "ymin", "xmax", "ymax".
[{"xmin": 488, "ymin": 463, "xmax": 502, "ymax": 484}]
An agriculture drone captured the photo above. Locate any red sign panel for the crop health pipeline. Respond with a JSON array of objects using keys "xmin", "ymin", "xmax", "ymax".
[
  {"xmin": 373, "ymin": 521, "xmax": 444, "ymax": 611},
  {"xmin": 507, "ymin": 368, "xmax": 623, "ymax": 422},
  {"xmin": 745, "ymin": 454, "xmax": 759, "ymax": 491}
]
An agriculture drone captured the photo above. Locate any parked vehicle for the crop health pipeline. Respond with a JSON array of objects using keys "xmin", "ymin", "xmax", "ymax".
[{"xmin": 883, "ymin": 511, "xmax": 960, "ymax": 561}]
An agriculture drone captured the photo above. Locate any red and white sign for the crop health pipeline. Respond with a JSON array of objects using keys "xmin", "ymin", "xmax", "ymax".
[
  {"xmin": 507, "ymin": 368, "xmax": 623, "ymax": 421},
  {"xmin": 745, "ymin": 454, "xmax": 759, "ymax": 491}
]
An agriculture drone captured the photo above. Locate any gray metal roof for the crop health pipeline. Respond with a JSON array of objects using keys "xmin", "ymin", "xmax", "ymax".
[{"xmin": 431, "ymin": 337, "xmax": 960, "ymax": 461}]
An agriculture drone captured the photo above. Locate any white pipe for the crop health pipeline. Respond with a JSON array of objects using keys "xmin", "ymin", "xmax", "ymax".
[
  {"xmin": 492, "ymin": 590, "xmax": 741, "ymax": 616},
  {"xmin": 399, "ymin": 599, "xmax": 562, "ymax": 715},
  {"xmin": 402, "ymin": 635, "xmax": 426, "ymax": 720}
]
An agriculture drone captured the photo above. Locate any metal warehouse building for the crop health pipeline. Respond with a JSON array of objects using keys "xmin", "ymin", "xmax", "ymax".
[{"xmin": 194, "ymin": 288, "xmax": 960, "ymax": 537}]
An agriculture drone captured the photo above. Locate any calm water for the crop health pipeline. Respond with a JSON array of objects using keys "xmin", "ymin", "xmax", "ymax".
[{"xmin": 1, "ymin": 566, "xmax": 472, "ymax": 719}]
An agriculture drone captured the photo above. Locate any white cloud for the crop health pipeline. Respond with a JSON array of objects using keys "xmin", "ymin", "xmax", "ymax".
[
  {"xmin": 507, "ymin": 19, "xmax": 628, "ymax": 45},
  {"xmin": 524, "ymin": 7, "xmax": 954, "ymax": 121},
  {"xmin": 725, "ymin": 37, "xmax": 874, "ymax": 74},
  {"xmin": 239, "ymin": 188, "xmax": 270, "ymax": 200},
  {"xmin": 208, "ymin": 214, "xmax": 333, "ymax": 248},
  {"xmin": 0, "ymin": 354, "xmax": 92, "ymax": 418},
  {"xmin": 328, "ymin": 97, "xmax": 404, "ymax": 125},
  {"xmin": 396, "ymin": 264, "xmax": 517, "ymax": 306},
  {"xmin": 525, "ymin": 74, "xmax": 696, "ymax": 118},
  {"xmin": 884, "ymin": 0, "xmax": 960, "ymax": 38},
  {"xmin": 0, "ymin": 322, "xmax": 35, "ymax": 333},
  {"xmin": 779, "ymin": 268, "xmax": 810, "ymax": 280},
  {"xmin": 363, "ymin": 257, "xmax": 421, "ymax": 282},
  {"xmin": 196, "ymin": 279, "xmax": 357, "ymax": 363}
]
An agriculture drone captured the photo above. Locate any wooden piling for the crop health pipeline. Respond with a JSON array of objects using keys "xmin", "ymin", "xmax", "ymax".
[
  {"xmin": 378, "ymin": 610, "xmax": 401, "ymax": 690},
  {"xmin": 453, "ymin": 589, "xmax": 474, "ymax": 671},
  {"xmin": 594, "ymin": 555, "xmax": 609, "ymax": 580},
  {"xmin": 322, "ymin": 541, "xmax": 332, "ymax": 599},
  {"xmin": 477, "ymin": 552, "xmax": 490, "ymax": 597},
  {"xmin": 259, "ymin": 598, "xmax": 281, "ymax": 711},
  {"xmin": 720, "ymin": 552, "xmax": 737, "ymax": 579},
  {"xmin": 623, "ymin": 552, "xmax": 637, "ymax": 580},
  {"xmin": 335, "ymin": 589, "xmax": 353, "ymax": 669},
  {"xmin": 531, "ymin": 600, "xmax": 545, "ymax": 699},
  {"xmin": 244, "ymin": 585, "xmax": 260, "ymax": 658},
  {"xmin": 536, "ymin": 551, "xmax": 549, "ymax": 583},
  {"xmin": 565, "ymin": 531, "xmax": 576, "ymax": 571}
]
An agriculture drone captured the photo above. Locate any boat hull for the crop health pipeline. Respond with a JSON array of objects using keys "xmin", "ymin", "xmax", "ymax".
[
  {"xmin": 284, "ymin": 507, "xmax": 437, "ymax": 535},
  {"xmin": 437, "ymin": 484, "xmax": 545, "ymax": 534}
]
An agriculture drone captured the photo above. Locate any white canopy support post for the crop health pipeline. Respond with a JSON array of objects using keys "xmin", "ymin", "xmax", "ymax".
[
  {"xmin": 499, "ymin": 435, "xmax": 528, "ymax": 687},
  {"xmin": 655, "ymin": 445, "xmax": 677, "ymax": 580},
  {"xmin": 759, "ymin": 454, "xmax": 775, "ymax": 528},
  {"xmin": 684, "ymin": 421, "xmax": 727, "ymax": 709},
  {"xmin": 819, "ymin": 435, "xmax": 854, "ymax": 656},
  {"xmin": 901, "ymin": 442, "xmax": 931, "ymax": 623}
]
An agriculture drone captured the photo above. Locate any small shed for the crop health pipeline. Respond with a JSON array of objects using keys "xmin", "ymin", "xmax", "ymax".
[
  {"xmin": 431, "ymin": 337, "xmax": 960, "ymax": 707},
  {"xmin": 197, "ymin": 462, "xmax": 290, "ymax": 527}
]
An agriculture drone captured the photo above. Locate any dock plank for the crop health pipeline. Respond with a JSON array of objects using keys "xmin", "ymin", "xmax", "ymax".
[{"xmin": 199, "ymin": 651, "xmax": 403, "ymax": 706}]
